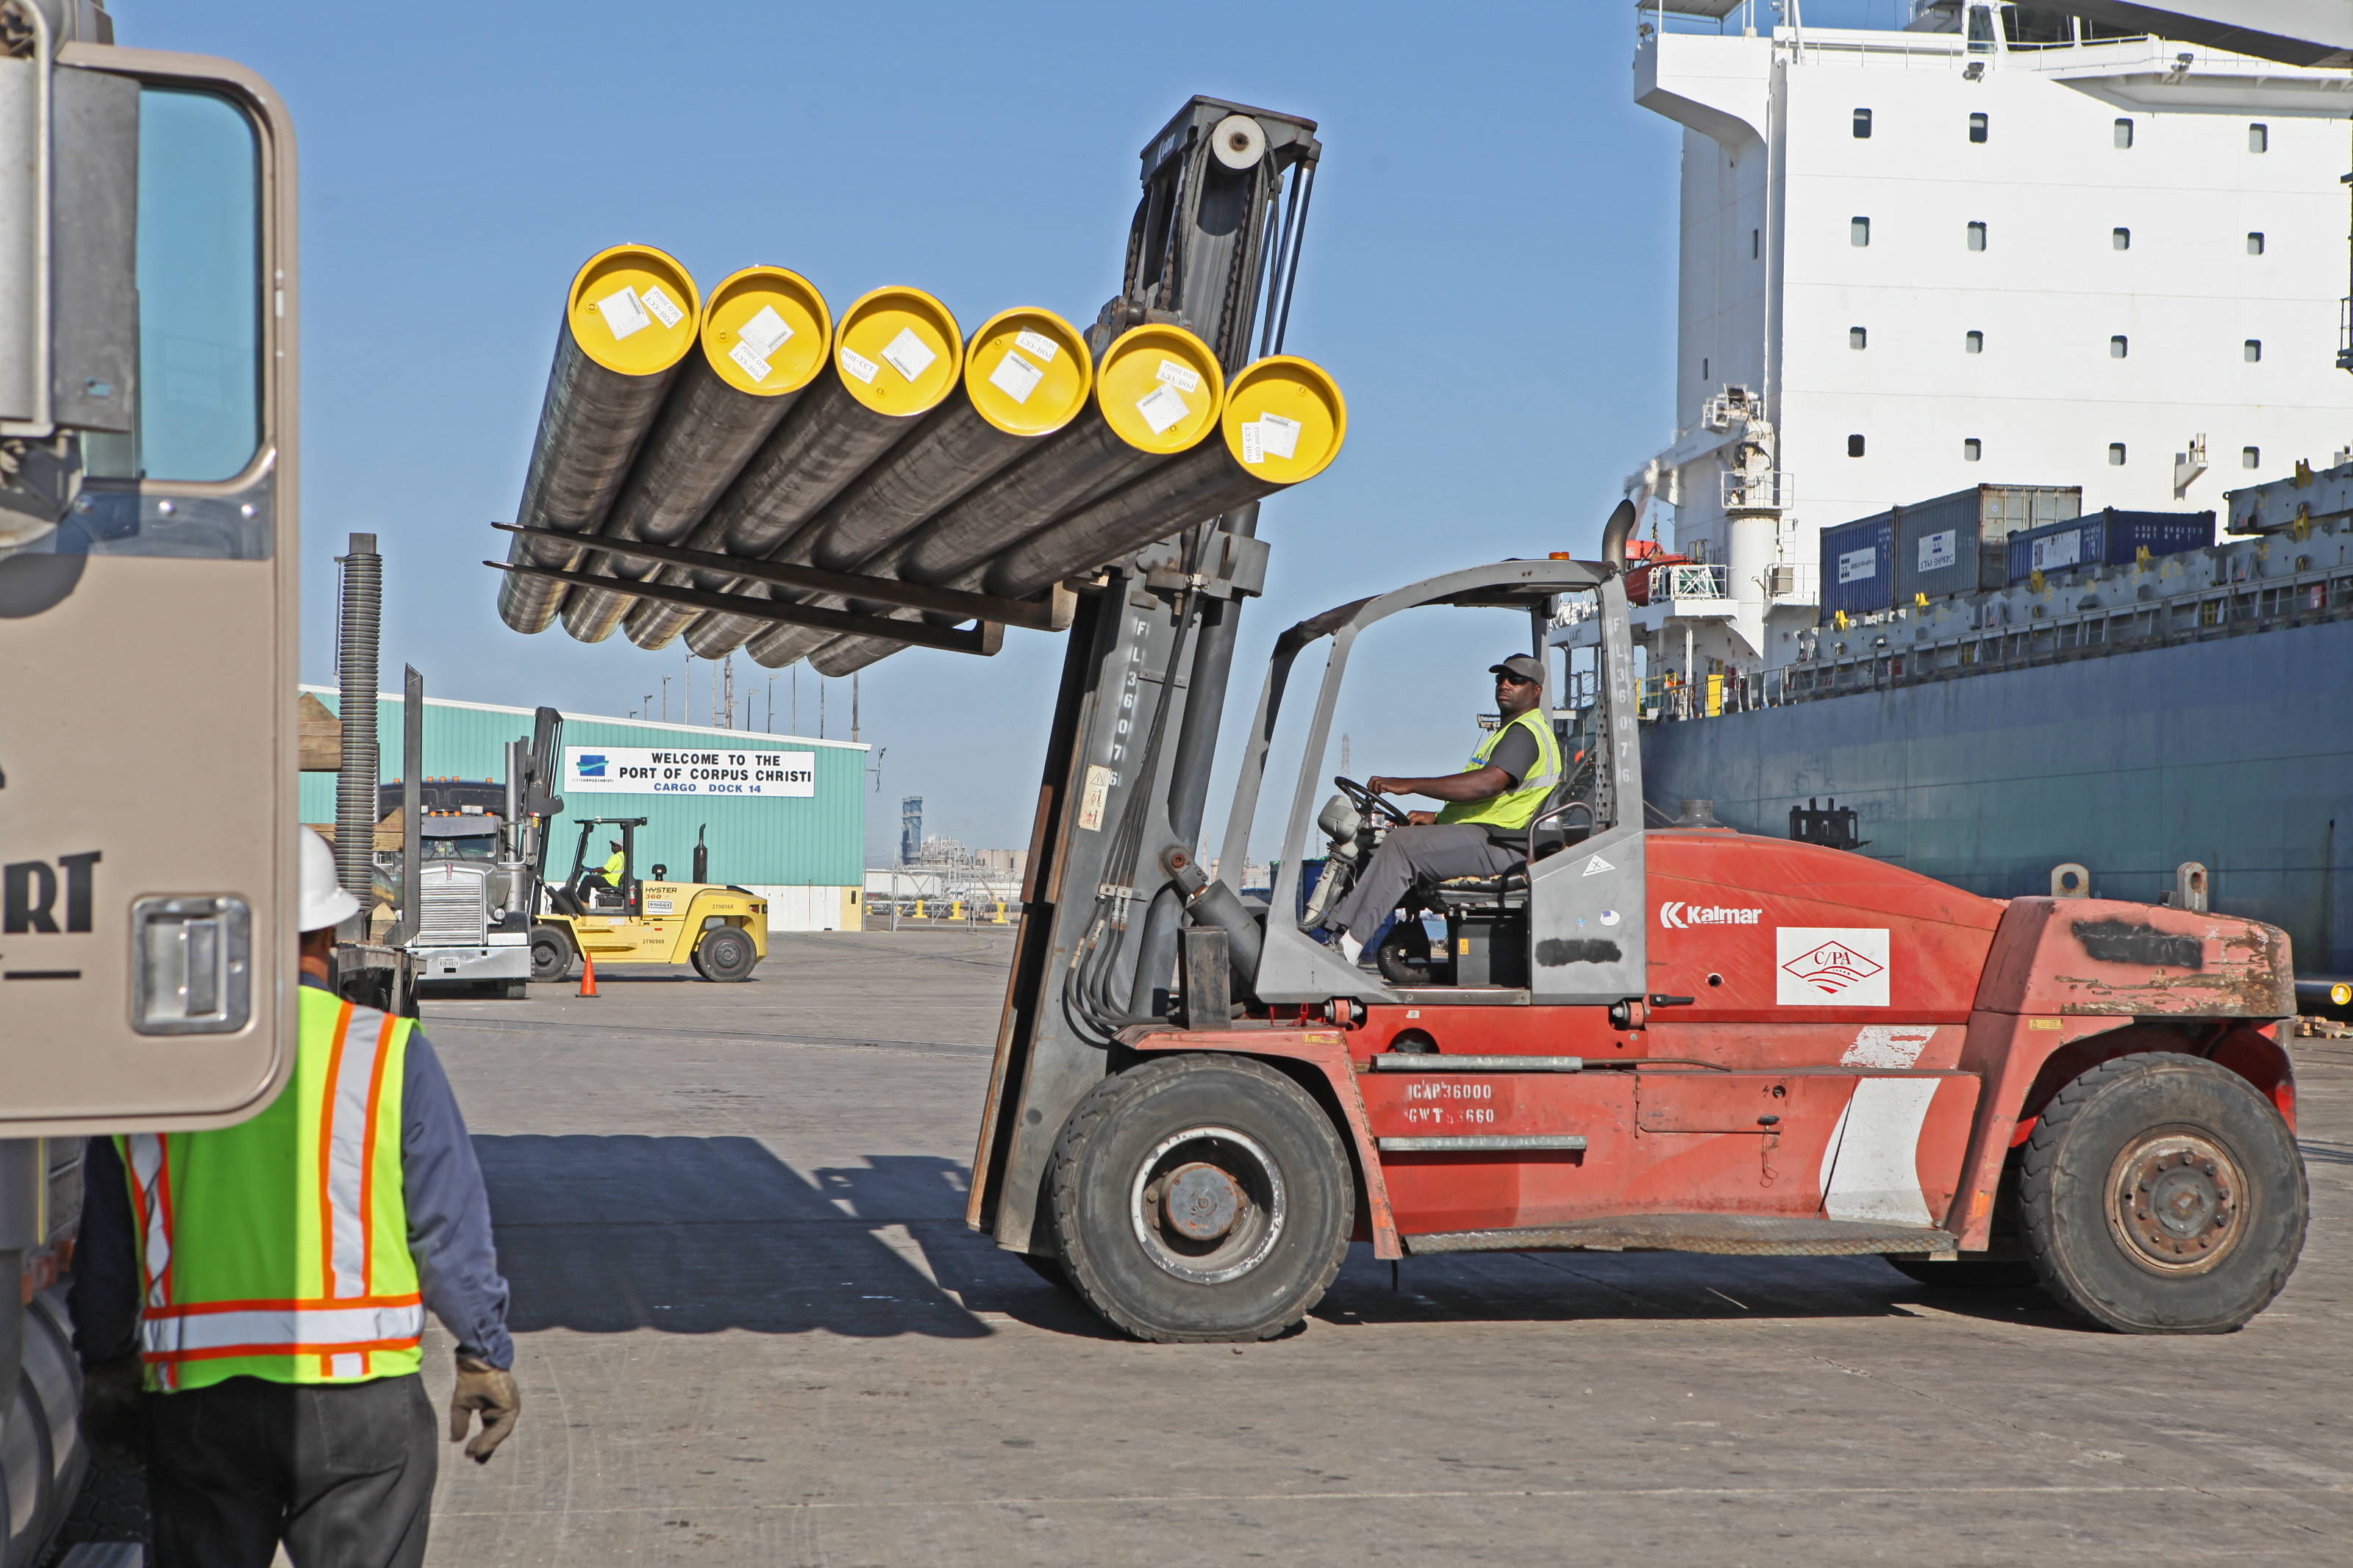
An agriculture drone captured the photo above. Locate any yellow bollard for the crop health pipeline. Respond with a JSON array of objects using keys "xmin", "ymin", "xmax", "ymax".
[
  {"xmin": 913, "ymin": 899, "xmax": 925, "ymax": 920},
  {"xmin": 992, "ymin": 901, "xmax": 1007, "ymax": 924},
  {"xmin": 950, "ymin": 900, "xmax": 963, "ymax": 921}
]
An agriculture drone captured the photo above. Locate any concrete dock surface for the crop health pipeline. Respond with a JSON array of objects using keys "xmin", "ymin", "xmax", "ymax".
[{"xmin": 405, "ymin": 928, "xmax": 2353, "ymax": 1566}]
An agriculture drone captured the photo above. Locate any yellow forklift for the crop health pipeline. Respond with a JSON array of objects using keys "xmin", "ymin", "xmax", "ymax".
[{"xmin": 529, "ymin": 817, "xmax": 768, "ymax": 982}]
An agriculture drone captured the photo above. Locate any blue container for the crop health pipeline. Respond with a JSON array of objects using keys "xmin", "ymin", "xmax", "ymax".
[
  {"xmin": 2007, "ymin": 508, "xmax": 2215, "ymax": 582},
  {"xmin": 1818, "ymin": 515, "xmax": 1895, "ymax": 623}
]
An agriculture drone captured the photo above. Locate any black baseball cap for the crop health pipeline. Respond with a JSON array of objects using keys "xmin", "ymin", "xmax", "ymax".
[{"xmin": 1489, "ymin": 654, "xmax": 1544, "ymax": 684}]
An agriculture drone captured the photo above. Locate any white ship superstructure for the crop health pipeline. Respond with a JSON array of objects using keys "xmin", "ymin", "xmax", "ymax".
[{"xmin": 1613, "ymin": 1, "xmax": 2353, "ymax": 680}]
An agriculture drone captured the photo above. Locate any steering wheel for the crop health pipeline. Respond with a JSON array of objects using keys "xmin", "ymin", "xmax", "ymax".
[{"xmin": 1333, "ymin": 776, "xmax": 1411, "ymax": 826}]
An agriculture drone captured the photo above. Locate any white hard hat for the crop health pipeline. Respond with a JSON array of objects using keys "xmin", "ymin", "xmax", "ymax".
[{"xmin": 299, "ymin": 827, "xmax": 361, "ymax": 932}]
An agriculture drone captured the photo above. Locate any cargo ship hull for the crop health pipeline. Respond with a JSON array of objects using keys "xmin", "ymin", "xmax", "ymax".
[{"xmin": 1639, "ymin": 618, "xmax": 2353, "ymax": 975}]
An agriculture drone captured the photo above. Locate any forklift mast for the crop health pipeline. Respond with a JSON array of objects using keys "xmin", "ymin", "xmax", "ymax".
[{"xmin": 967, "ymin": 99, "xmax": 1321, "ymax": 1252}]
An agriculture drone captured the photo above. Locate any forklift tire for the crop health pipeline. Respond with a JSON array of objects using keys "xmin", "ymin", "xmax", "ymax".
[
  {"xmin": 1046, "ymin": 1053, "xmax": 1352, "ymax": 1343},
  {"xmin": 2020, "ymin": 1051, "xmax": 2305, "ymax": 1334},
  {"xmin": 529, "ymin": 927, "xmax": 573, "ymax": 984},
  {"xmin": 696, "ymin": 926, "xmax": 757, "ymax": 982},
  {"xmin": 1374, "ymin": 919, "xmax": 1437, "ymax": 986},
  {"xmin": 1016, "ymin": 1251, "xmax": 1079, "ymax": 1296},
  {"xmin": 1881, "ymin": 1256, "xmax": 2040, "ymax": 1290}
]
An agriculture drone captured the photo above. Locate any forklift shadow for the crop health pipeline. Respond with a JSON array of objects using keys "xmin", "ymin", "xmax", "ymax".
[
  {"xmin": 476, "ymin": 1134, "xmax": 992, "ymax": 1340},
  {"xmin": 1310, "ymin": 1245, "xmax": 2076, "ymax": 1331}
]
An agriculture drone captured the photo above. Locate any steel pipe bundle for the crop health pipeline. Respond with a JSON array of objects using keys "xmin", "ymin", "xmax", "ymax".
[
  {"xmin": 802, "ymin": 354, "xmax": 1345, "ymax": 676},
  {"xmin": 677, "ymin": 305, "xmax": 1096, "ymax": 659},
  {"xmin": 557, "ymin": 266, "xmax": 832, "ymax": 642},
  {"xmin": 745, "ymin": 322, "xmax": 1224, "ymax": 670},
  {"xmin": 496, "ymin": 245, "xmax": 701, "ymax": 634},
  {"xmin": 621, "ymin": 285, "xmax": 965, "ymax": 651}
]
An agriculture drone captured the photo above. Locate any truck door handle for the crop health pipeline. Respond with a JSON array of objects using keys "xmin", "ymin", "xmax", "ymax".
[
  {"xmin": 1649, "ymin": 995, "xmax": 1695, "ymax": 1007},
  {"xmin": 132, "ymin": 896, "xmax": 252, "ymax": 1035}
]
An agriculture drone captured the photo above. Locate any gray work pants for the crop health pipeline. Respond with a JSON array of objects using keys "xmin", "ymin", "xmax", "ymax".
[
  {"xmin": 145, "ymin": 1372, "xmax": 437, "ymax": 1568},
  {"xmin": 1324, "ymin": 823, "xmax": 1521, "ymax": 943}
]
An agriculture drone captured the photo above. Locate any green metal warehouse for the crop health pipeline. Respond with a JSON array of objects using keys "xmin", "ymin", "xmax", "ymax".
[{"xmin": 299, "ymin": 688, "xmax": 870, "ymax": 931}]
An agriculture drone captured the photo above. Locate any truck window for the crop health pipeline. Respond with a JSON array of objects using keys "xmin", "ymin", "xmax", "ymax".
[{"xmin": 84, "ymin": 88, "xmax": 262, "ymax": 483}]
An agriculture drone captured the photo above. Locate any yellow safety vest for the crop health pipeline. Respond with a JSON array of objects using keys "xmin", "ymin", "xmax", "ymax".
[
  {"xmin": 118, "ymin": 988, "xmax": 424, "ymax": 1392},
  {"xmin": 1435, "ymin": 706, "xmax": 1563, "ymax": 834},
  {"xmin": 600, "ymin": 851, "xmax": 625, "ymax": 887}
]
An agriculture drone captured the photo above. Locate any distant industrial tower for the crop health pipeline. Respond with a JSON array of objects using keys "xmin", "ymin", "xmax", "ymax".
[{"xmin": 900, "ymin": 797, "xmax": 923, "ymax": 864}]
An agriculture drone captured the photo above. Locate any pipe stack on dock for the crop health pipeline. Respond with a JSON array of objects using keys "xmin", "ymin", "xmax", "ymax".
[{"xmin": 492, "ymin": 246, "xmax": 1346, "ymax": 670}]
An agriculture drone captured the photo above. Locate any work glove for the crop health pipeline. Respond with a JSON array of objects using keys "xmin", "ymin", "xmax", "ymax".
[
  {"xmin": 449, "ymin": 1353, "xmax": 521, "ymax": 1464},
  {"xmin": 80, "ymin": 1352, "xmax": 146, "ymax": 1449}
]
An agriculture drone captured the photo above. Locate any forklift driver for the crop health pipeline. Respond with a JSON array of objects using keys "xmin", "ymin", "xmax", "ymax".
[
  {"xmin": 600, "ymin": 840, "xmax": 626, "ymax": 887},
  {"xmin": 1310, "ymin": 653, "xmax": 1559, "ymax": 963}
]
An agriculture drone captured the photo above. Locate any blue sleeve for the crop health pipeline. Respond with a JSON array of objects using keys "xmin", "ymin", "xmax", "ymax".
[
  {"xmin": 401, "ymin": 1032, "xmax": 513, "ymax": 1370},
  {"xmin": 68, "ymin": 1135, "xmax": 139, "ymax": 1367}
]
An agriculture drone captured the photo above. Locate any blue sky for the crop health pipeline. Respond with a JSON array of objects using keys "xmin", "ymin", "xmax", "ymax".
[{"xmin": 124, "ymin": 0, "xmax": 1891, "ymax": 864}]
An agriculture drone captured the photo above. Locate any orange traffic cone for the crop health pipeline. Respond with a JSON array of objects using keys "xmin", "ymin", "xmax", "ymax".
[{"xmin": 577, "ymin": 949, "xmax": 599, "ymax": 998}]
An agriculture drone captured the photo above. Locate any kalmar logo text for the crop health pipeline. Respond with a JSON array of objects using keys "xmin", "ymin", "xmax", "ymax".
[{"xmin": 1658, "ymin": 901, "xmax": 1762, "ymax": 929}]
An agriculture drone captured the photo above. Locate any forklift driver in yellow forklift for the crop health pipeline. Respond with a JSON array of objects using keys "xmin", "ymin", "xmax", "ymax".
[
  {"xmin": 599, "ymin": 841, "xmax": 626, "ymax": 887},
  {"xmin": 1313, "ymin": 654, "xmax": 1559, "ymax": 962}
]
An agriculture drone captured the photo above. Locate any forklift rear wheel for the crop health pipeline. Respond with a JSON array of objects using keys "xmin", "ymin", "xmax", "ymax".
[
  {"xmin": 696, "ymin": 926, "xmax": 757, "ymax": 982},
  {"xmin": 529, "ymin": 927, "xmax": 572, "ymax": 984},
  {"xmin": 2021, "ymin": 1051, "xmax": 2305, "ymax": 1333},
  {"xmin": 1881, "ymin": 1256, "xmax": 2040, "ymax": 1290},
  {"xmin": 1046, "ymin": 1053, "xmax": 1352, "ymax": 1343}
]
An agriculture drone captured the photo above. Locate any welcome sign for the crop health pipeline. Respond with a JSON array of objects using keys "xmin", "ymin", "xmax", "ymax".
[{"xmin": 563, "ymin": 745, "xmax": 816, "ymax": 798}]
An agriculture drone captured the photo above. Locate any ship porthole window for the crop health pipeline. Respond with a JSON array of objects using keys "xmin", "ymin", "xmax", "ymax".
[
  {"xmin": 1853, "ymin": 107, "xmax": 1872, "ymax": 139},
  {"xmin": 2249, "ymin": 123, "xmax": 2268, "ymax": 154},
  {"xmin": 2112, "ymin": 227, "xmax": 2130, "ymax": 251},
  {"xmin": 1852, "ymin": 215, "xmax": 1871, "ymax": 247},
  {"xmin": 1964, "ymin": 438, "xmax": 1982, "ymax": 462},
  {"xmin": 2110, "ymin": 334, "xmax": 2129, "ymax": 358},
  {"xmin": 1702, "ymin": 357, "xmax": 1709, "ymax": 379},
  {"xmin": 1968, "ymin": 112, "xmax": 1988, "ymax": 143},
  {"xmin": 1966, "ymin": 221, "xmax": 1987, "ymax": 251},
  {"xmin": 2248, "ymin": 232, "xmax": 2265, "ymax": 256},
  {"xmin": 1965, "ymin": 329, "xmax": 1984, "ymax": 354},
  {"xmin": 2243, "ymin": 446, "xmax": 2260, "ymax": 469},
  {"xmin": 2109, "ymin": 443, "xmax": 2128, "ymax": 466},
  {"xmin": 2114, "ymin": 118, "xmax": 2134, "ymax": 149},
  {"xmin": 1847, "ymin": 434, "xmax": 1866, "ymax": 458},
  {"xmin": 2245, "ymin": 339, "xmax": 2263, "ymax": 362},
  {"xmin": 1752, "ymin": 228, "xmax": 1760, "ymax": 259},
  {"xmin": 1849, "ymin": 326, "xmax": 1867, "ymax": 350}
]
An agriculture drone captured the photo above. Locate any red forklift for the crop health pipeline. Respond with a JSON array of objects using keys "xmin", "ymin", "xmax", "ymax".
[{"xmin": 967, "ymin": 507, "xmax": 2304, "ymax": 1342}]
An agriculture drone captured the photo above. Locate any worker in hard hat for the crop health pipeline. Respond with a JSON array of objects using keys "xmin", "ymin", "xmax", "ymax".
[
  {"xmin": 71, "ymin": 827, "xmax": 521, "ymax": 1566},
  {"xmin": 600, "ymin": 838, "xmax": 626, "ymax": 887},
  {"xmin": 1311, "ymin": 654, "xmax": 1560, "ymax": 962}
]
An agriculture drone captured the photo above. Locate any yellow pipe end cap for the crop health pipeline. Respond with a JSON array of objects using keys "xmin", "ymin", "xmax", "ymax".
[
  {"xmin": 835, "ymin": 286, "xmax": 963, "ymax": 418},
  {"xmin": 703, "ymin": 266, "xmax": 832, "ymax": 396},
  {"xmin": 1221, "ymin": 355, "xmax": 1346, "ymax": 483},
  {"xmin": 1096, "ymin": 323, "xmax": 1225, "ymax": 454},
  {"xmin": 965, "ymin": 307, "xmax": 1092, "ymax": 437},
  {"xmin": 568, "ymin": 244, "xmax": 700, "ymax": 377}
]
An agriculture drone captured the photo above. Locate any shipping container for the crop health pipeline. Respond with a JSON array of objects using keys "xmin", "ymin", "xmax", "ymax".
[
  {"xmin": 2006, "ymin": 507, "xmax": 2215, "ymax": 583},
  {"xmin": 1891, "ymin": 484, "xmax": 2080, "ymax": 604},
  {"xmin": 1817, "ymin": 515, "xmax": 1895, "ymax": 623}
]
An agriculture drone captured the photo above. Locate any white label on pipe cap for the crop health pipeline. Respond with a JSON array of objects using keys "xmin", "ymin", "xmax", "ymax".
[
  {"xmin": 1134, "ymin": 381, "xmax": 1190, "ymax": 436},
  {"xmin": 839, "ymin": 346, "xmax": 880, "ymax": 384},
  {"xmin": 738, "ymin": 304, "xmax": 795, "ymax": 359},
  {"xmin": 1155, "ymin": 358, "xmax": 1202, "ymax": 394},
  {"xmin": 596, "ymin": 286, "xmax": 652, "ymax": 341},
  {"xmin": 1256, "ymin": 410, "xmax": 1302, "ymax": 459},
  {"xmin": 1014, "ymin": 329, "xmax": 1060, "ymax": 362},
  {"xmin": 640, "ymin": 284, "xmax": 685, "ymax": 331},
  {"xmin": 729, "ymin": 340, "xmax": 773, "ymax": 384},
  {"xmin": 880, "ymin": 327, "xmax": 938, "ymax": 384},
  {"xmin": 988, "ymin": 349, "xmax": 1045, "ymax": 405},
  {"xmin": 1240, "ymin": 422, "xmax": 1263, "ymax": 465}
]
